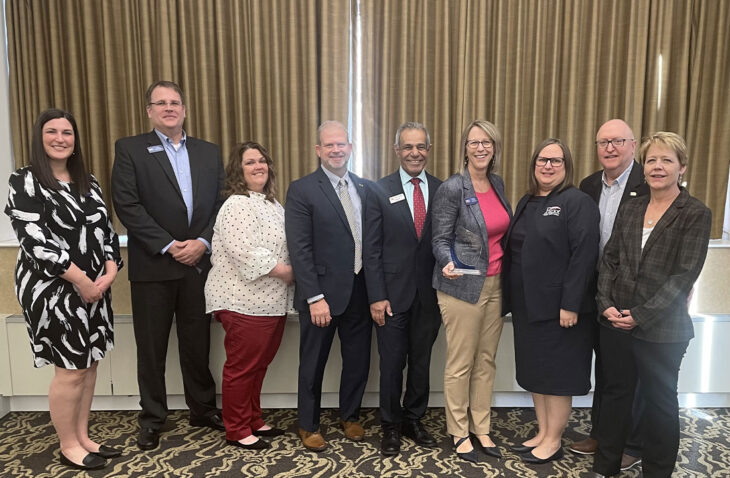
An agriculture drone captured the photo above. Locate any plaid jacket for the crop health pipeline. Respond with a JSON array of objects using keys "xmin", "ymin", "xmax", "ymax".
[{"xmin": 596, "ymin": 189, "xmax": 711, "ymax": 343}]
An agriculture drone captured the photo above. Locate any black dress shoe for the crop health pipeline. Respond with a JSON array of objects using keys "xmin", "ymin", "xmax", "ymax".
[
  {"xmin": 59, "ymin": 452, "xmax": 107, "ymax": 470},
  {"xmin": 510, "ymin": 444, "xmax": 536, "ymax": 454},
  {"xmin": 93, "ymin": 444, "xmax": 122, "ymax": 458},
  {"xmin": 190, "ymin": 413, "xmax": 225, "ymax": 431},
  {"xmin": 471, "ymin": 435, "xmax": 502, "ymax": 459},
  {"xmin": 454, "ymin": 436, "xmax": 479, "ymax": 463},
  {"xmin": 522, "ymin": 447, "xmax": 565, "ymax": 464},
  {"xmin": 381, "ymin": 428, "xmax": 401, "ymax": 456},
  {"xmin": 253, "ymin": 427, "xmax": 285, "ymax": 437},
  {"xmin": 402, "ymin": 420, "xmax": 437, "ymax": 447},
  {"xmin": 226, "ymin": 438, "xmax": 271, "ymax": 450},
  {"xmin": 137, "ymin": 427, "xmax": 160, "ymax": 451}
]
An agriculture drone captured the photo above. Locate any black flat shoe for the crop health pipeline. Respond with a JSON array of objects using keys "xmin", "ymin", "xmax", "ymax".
[
  {"xmin": 522, "ymin": 447, "xmax": 565, "ymax": 464},
  {"xmin": 137, "ymin": 427, "xmax": 160, "ymax": 451},
  {"xmin": 454, "ymin": 436, "xmax": 479, "ymax": 464},
  {"xmin": 471, "ymin": 439, "xmax": 502, "ymax": 459},
  {"xmin": 226, "ymin": 438, "xmax": 271, "ymax": 450},
  {"xmin": 59, "ymin": 452, "xmax": 107, "ymax": 470},
  {"xmin": 93, "ymin": 444, "xmax": 122, "ymax": 458},
  {"xmin": 253, "ymin": 427, "xmax": 285, "ymax": 437},
  {"xmin": 510, "ymin": 444, "xmax": 536, "ymax": 454}
]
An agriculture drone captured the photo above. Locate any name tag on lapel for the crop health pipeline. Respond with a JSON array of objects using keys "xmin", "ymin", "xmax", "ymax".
[
  {"xmin": 464, "ymin": 197, "xmax": 478, "ymax": 206},
  {"xmin": 389, "ymin": 193, "xmax": 406, "ymax": 204},
  {"xmin": 147, "ymin": 145, "xmax": 164, "ymax": 154},
  {"xmin": 543, "ymin": 206, "xmax": 561, "ymax": 216},
  {"xmin": 630, "ymin": 191, "xmax": 637, "ymax": 197}
]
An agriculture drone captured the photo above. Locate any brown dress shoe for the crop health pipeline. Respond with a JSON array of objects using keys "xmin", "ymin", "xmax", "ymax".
[
  {"xmin": 568, "ymin": 437, "xmax": 598, "ymax": 455},
  {"xmin": 340, "ymin": 420, "xmax": 364, "ymax": 441},
  {"xmin": 298, "ymin": 428, "xmax": 328, "ymax": 451}
]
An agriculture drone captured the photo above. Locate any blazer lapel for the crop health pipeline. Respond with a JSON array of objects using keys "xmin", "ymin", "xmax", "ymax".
[
  {"xmin": 621, "ymin": 161, "xmax": 646, "ymax": 203},
  {"xmin": 385, "ymin": 173, "xmax": 419, "ymax": 241},
  {"xmin": 462, "ymin": 170, "xmax": 489, "ymax": 250},
  {"xmin": 641, "ymin": 192, "xmax": 685, "ymax": 261},
  {"xmin": 317, "ymin": 169, "xmax": 353, "ymax": 235},
  {"xmin": 187, "ymin": 138, "xmax": 201, "ymax": 209},
  {"xmin": 147, "ymin": 132, "xmax": 184, "ymax": 202}
]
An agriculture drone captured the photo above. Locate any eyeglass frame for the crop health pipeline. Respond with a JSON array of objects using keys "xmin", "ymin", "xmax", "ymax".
[
  {"xmin": 147, "ymin": 100, "xmax": 184, "ymax": 108},
  {"xmin": 595, "ymin": 138, "xmax": 633, "ymax": 149},
  {"xmin": 535, "ymin": 157, "xmax": 565, "ymax": 167},
  {"xmin": 465, "ymin": 139, "xmax": 494, "ymax": 150}
]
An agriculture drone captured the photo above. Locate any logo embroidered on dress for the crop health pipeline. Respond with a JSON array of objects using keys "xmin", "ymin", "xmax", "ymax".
[{"xmin": 543, "ymin": 206, "xmax": 561, "ymax": 216}]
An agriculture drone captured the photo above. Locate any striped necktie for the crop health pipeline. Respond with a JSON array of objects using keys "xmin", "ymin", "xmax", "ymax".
[{"xmin": 338, "ymin": 178, "xmax": 362, "ymax": 273}]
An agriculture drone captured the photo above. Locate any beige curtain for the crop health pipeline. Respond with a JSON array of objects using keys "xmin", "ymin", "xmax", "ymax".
[
  {"xmin": 6, "ymin": 0, "xmax": 351, "ymax": 221},
  {"xmin": 358, "ymin": 0, "xmax": 728, "ymax": 237}
]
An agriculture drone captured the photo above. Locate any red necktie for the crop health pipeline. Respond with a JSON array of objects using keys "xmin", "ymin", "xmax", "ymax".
[{"xmin": 411, "ymin": 178, "xmax": 426, "ymax": 239}]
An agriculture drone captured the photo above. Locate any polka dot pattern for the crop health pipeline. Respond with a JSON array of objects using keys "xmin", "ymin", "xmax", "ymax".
[{"xmin": 411, "ymin": 177, "xmax": 426, "ymax": 239}]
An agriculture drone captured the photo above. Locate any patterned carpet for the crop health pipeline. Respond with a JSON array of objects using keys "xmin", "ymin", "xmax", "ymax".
[{"xmin": 0, "ymin": 407, "xmax": 728, "ymax": 477}]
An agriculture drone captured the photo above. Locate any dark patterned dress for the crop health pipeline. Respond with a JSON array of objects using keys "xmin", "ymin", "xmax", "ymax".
[{"xmin": 5, "ymin": 167, "xmax": 123, "ymax": 369}]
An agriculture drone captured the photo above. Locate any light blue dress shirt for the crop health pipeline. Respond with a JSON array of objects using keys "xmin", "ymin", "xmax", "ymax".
[{"xmin": 598, "ymin": 161, "xmax": 634, "ymax": 254}]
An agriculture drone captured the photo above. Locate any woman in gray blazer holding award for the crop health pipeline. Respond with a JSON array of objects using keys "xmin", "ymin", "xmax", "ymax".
[
  {"xmin": 431, "ymin": 120, "xmax": 512, "ymax": 463},
  {"xmin": 592, "ymin": 132, "xmax": 711, "ymax": 478}
]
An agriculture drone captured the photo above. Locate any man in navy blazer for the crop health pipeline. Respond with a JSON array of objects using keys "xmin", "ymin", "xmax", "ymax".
[
  {"xmin": 285, "ymin": 120, "xmax": 373, "ymax": 452},
  {"xmin": 569, "ymin": 119, "xmax": 649, "ymax": 471},
  {"xmin": 112, "ymin": 81, "xmax": 225, "ymax": 451},
  {"xmin": 363, "ymin": 123, "xmax": 443, "ymax": 456}
]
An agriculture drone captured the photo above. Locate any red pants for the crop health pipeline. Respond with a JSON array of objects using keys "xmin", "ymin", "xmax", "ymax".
[{"xmin": 216, "ymin": 310, "xmax": 286, "ymax": 441}]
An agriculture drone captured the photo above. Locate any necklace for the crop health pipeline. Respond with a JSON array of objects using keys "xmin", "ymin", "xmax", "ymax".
[{"xmin": 647, "ymin": 219, "xmax": 654, "ymax": 225}]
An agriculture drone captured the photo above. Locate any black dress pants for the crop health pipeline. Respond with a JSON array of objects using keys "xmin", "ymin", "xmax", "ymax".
[
  {"xmin": 297, "ymin": 272, "xmax": 371, "ymax": 432},
  {"xmin": 376, "ymin": 292, "xmax": 441, "ymax": 426},
  {"xmin": 593, "ymin": 325, "xmax": 688, "ymax": 478},
  {"xmin": 131, "ymin": 267, "xmax": 218, "ymax": 430}
]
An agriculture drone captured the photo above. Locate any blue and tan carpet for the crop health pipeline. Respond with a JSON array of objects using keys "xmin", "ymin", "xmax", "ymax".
[{"xmin": 0, "ymin": 407, "xmax": 728, "ymax": 477}]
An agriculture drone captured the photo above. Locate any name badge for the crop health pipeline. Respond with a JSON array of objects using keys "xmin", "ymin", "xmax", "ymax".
[
  {"xmin": 464, "ymin": 197, "xmax": 478, "ymax": 206},
  {"xmin": 629, "ymin": 191, "xmax": 637, "ymax": 197},
  {"xmin": 389, "ymin": 193, "xmax": 406, "ymax": 204},
  {"xmin": 147, "ymin": 145, "xmax": 164, "ymax": 154},
  {"xmin": 543, "ymin": 206, "xmax": 561, "ymax": 217}
]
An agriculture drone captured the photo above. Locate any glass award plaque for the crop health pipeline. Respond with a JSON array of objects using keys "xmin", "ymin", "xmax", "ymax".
[{"xmin": 450, "ymin": 232, "xmax": 483, "ymax": 276}]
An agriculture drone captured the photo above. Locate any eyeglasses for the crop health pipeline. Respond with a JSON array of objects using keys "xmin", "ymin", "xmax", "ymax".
[
  {"xmin": 536, "ymin": 157, "xmax": 565, "ymax": 167},
  {"xmin": 147, "ymin": 100, "xmax": 183, "ymax": 108},
  {"xmin": 465, "ymin": 140, "xmax": 493, "ymax": 150},
  {"xmin": 399, "ymin": 143, "xmax": 429, "ymax": 152},
  {"xmin": 595, "ymin": 138, "xmax": 631, "ymax": 149}
]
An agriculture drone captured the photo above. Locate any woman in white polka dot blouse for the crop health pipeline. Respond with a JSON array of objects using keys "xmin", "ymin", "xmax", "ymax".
[{"xmin": 205, "ymin": 142, "xmax": 294, "ymax": 450}]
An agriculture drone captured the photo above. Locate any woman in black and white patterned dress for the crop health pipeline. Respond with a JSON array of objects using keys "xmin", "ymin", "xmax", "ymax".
[{"xmin": 5, "ymin": 109, "xmax": 123, "ymax": 471}]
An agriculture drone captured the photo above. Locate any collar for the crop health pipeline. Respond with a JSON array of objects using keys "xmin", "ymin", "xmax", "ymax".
[
  {"xmin": 321, "ymin": 165, "xmax": 352, "ymax": 189},
  {"xmin": 154, "ymin": 128, "xmax": 187, "ymax": 146},
  {"xmin": 601, "ymin": 160, "xmax": 634, "ymax": 187},
  {"xmin": 399, "ymin": 166, "xmax": 427, "ymax": 186}
]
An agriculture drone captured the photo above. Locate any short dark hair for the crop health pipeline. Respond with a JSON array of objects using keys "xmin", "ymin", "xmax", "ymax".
[
  {"xmin": 145, "ymin": 80, "xmax": 185, "ymax": 105},
  {"xmin": 30, "ymin": 108, "xmax": 90, "ymax": 195},
  {"xmin": 224, "ymin": 142, "xmax": 277, "ymax": 202},
  {"xmin": 527, "ymin": 138, "xmax": 574, "ymax": 196}
]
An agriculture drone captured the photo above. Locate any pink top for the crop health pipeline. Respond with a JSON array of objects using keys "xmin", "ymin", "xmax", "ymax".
[{"xmin": 476, "ymin": 188, "xmax": 510, "ymax": 276}]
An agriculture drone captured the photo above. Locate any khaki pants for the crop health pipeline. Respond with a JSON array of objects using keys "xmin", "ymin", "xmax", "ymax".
[{"xmin": 438, "ymin": 274, "xmax": 503, "ymax": 437}]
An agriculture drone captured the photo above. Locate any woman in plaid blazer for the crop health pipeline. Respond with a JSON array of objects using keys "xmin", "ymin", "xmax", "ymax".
[{"xmin": 592, "ymin": 132, "xmax": 712, "ymax": 478}]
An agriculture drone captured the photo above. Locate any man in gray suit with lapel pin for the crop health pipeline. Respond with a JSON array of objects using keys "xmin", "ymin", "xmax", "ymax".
[
  {"xmin": 112, "ymin": 81, "xmax": 225, "ymax": 451},
  {"xmin": 363, "ymin": 122, "xmax": 443, "ymax": 456},
  {"xmin": 285, "ymin": 120, "xmax": 374, "ymax": 452}
]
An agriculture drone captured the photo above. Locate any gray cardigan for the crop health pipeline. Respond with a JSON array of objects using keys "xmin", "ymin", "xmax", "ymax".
[{"xmin": 431, "ymin": 169, "xmax": 512, "ymax": 304}]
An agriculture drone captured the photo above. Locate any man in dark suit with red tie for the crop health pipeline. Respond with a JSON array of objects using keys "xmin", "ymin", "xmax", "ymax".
[
  {"xmin": 112, "ymin": 81, "xmax": 225, "ymax": 451},
  {"xmin": 569, "ymin": 119, "xmax": 649, "ymax": 472},
  {"xmin": 363, "ymin": 122, "xmax": 443, "ymax": 456}
]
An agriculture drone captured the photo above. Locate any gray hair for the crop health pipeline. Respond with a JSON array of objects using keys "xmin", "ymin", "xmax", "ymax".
[
  {"xmin": 394, "ymin": 122, "xmax": 431, "ymax": 147},
  {"xmin": 317, "ymin": 120, "xmax": 349, "ymax": 144}
]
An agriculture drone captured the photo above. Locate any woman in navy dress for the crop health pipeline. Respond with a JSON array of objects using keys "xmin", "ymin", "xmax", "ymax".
[{"xmin": 5, "ymin": 109, "xmax": 122, "ymax": 470}]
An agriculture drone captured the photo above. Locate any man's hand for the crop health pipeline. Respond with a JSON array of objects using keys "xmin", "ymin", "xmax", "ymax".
[
  {"xmin": 370, "ymin": 300, "xmax": 392, "ymax": 326},
  {"xmin": 169, "ymin": 239, "xmax": 207, "ymax": 266},
  {"xmin": 310, "ymin": 299, "xmax": 332, "ymax": 327}
]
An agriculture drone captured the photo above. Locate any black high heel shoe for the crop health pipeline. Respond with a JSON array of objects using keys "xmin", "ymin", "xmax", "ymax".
[
  {"xmin": 510, "ymin": 443, "xmax": 536, "ymax": 454},
  {"xmin": 59, "ymin": 452, "xmax": 107, "ymax": 470},
  {"xmin": 453, "ymin": 436, "xmax": 479, "ymax": 463},
  {"xmin": 471, "ymin": 434, "xmax": 502, "ymax": 458}
]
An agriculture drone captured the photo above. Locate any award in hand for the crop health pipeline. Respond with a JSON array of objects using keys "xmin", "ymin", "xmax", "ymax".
[{"xmin": 450, "ymin": 235, "xmax": 484, "ymax": 276}]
